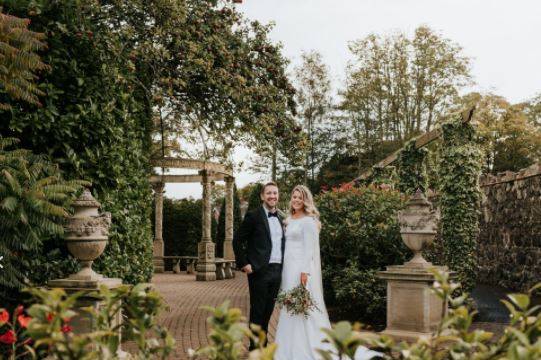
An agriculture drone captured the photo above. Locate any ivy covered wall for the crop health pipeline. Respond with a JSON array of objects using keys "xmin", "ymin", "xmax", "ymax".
[{"xmin": 478, "ymin": 164, "xmax": 541, "ymax": 291}]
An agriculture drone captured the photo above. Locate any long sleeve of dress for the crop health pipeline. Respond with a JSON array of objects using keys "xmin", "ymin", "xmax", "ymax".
[{"xmin": 300, "ymin": 217, "xmax": 318, "ymax": 274}]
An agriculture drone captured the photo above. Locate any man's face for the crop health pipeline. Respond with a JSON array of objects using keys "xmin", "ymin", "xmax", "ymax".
[{"xmin": 261, "ymin": 185, "xmax": 279, "ymax": 210}]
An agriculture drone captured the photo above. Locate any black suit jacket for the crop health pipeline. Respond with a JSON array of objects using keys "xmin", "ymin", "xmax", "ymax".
[{"xmin": 233, "ymin": 206, "xmax": 286, "ymax": 272}]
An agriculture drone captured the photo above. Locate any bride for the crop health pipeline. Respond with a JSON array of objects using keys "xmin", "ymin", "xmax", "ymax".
[{"xmin": 273, "ymin": 185, "xmax": 380, "ymax": 360}]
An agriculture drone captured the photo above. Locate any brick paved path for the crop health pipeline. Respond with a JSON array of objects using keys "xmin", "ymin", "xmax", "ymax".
[{"xmin": 144, "ymin": 272, "xmax": 278, "ymax": 359}]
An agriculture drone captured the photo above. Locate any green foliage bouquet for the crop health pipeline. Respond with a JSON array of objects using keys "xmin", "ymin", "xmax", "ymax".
[{"xmin": 276, "ymin": 285, "xmax": 320, "ymax": 319}]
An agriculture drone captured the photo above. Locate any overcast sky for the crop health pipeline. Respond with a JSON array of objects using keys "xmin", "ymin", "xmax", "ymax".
[{"xmin": 164, "ymin": 0, "xmax": 541, "ymax": 199}]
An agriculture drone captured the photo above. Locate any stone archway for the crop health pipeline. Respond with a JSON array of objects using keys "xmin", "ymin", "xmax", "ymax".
[{"xmin": 150, "ymin": 157, "xmax": 235, "ymax": 281}]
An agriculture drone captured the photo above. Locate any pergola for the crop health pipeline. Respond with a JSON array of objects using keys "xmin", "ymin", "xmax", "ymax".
[{"xmin": 150, "ymin": 157, "xmax": 235, "ymax": 281}]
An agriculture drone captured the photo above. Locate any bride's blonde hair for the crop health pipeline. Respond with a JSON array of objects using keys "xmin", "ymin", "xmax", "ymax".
[{"xmin": 288, "ymin": 185, "xmax": 321, "ymax": 228}]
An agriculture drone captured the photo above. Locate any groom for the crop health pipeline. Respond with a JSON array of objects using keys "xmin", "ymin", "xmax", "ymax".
[{"xmin": 233, "ymin": 182, "xmax": 285, "ymax": 348}]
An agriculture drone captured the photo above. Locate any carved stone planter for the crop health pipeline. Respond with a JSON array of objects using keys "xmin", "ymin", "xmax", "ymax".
[
  {"xmin": 397, "ymin": 189, "xmax": 439, "ymax": 268},
  {"xmin": 378, "ymin": 190, "xmax": 452, "ymax": 342},
  {"xmin": 48, "ymin": 188, "xmax": 123, "ymax": 354},
  {"xmin": 63, "ymin": 188, "xmax": 111, "ymax": 282}
]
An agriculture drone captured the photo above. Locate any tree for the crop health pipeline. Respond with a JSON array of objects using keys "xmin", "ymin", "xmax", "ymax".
[
  {"xmin": 459, "ymin": 92, "xmax": 541, "ymax": 173},
  {"xmin": 246, "ymin": 183, "xmax": 263, "ymax": 212},
  {"xmin": 0, "ymin": 10, "xmax": 48, "ymax": 110},
  {"xmin": 339, "ymin": 26, "xmax": 472, "ymax": 174},
  {"xmin": 244, "ymin": 26, "xmax": 303, "ymax": 182},
  {"xmin": 294, "ymin": 50, "xmax": 334, "ymax": 191}
]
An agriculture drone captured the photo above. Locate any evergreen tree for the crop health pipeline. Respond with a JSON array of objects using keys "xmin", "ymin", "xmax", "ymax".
[{"xmin": 247, "ymin": 183, "xmax": 263, "ymax": 212}]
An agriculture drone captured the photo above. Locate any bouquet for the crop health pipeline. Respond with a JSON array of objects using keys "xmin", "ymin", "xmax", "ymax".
[{"xmin": 275, "ymin": 285, "xmax": 319, "ymax": 318}]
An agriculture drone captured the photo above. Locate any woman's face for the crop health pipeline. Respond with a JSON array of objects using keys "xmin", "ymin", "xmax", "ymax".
[{"xmin": 291, "ymin": 190, "xmax": 304, "ymax": 212}]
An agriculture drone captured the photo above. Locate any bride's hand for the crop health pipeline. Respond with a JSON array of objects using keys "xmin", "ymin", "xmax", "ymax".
[{"xmin": 300, "ymin": 272, "xmax": 308, "ymax": 287}]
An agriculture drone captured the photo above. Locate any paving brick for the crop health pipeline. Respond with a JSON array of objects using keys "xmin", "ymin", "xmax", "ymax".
[{"xmin": 124, "ymin": 271, "xmax": 277, "ymax": 359}]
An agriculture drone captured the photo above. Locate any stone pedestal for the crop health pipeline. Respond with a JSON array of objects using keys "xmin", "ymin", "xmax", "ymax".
[
  {"xmin": 378, "ymin": 265, "xmax": 449, "ymax": 342},
  {"xmin": 47, "ymin": 278, "xmax": 124, "ymax": 355},
  {"xmin": 196, "ymin": 241, "xmax": 216, "ymax": 281}
]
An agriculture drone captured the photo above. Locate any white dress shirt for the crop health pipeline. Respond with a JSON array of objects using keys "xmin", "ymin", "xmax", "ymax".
[{"xmin": 263, "ymin": 206, "xmax": 283, "ymax": 264}]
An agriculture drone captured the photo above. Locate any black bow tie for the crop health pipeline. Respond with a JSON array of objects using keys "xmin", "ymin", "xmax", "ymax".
[{"xmin": 268, "ymin": 212, "xmax": 278, "ymax": 218}]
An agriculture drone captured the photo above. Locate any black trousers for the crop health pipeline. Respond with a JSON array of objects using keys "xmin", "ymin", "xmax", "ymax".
[{"xmin": 247, "ymin": 263, "xmax": 282, "ymax": 349}]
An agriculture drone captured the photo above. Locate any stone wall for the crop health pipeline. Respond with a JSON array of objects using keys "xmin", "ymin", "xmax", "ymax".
[{"xmin": 478, "ymin": 163, "xmax": 541, "ymax": 291}]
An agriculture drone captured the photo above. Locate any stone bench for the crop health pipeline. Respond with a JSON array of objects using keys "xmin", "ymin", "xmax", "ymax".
[
  {"xmin": 164, "ymin": 256, "xmax": 235, "ymax": 280},
  {"xmin": 163, "ymin": 256, "xmax": 198, "ymax": 274},
  {"xmin": 215, "ymin": 258, "xmax": 235, "ymax": 280}
]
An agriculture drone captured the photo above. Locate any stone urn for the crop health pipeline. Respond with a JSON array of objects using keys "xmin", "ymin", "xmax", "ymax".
[
  {"xmin": 397, "ymin": 189, "xmax": 439, "ymax": 268},
  {"xmin": 64, "ymin": 188, "xmax": 111, "ymax": 281}
]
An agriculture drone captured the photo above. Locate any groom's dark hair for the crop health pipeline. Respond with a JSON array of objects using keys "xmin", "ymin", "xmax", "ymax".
[{"xmin": 260, "ymin": 181, "xmax": 278, "ymax": 195}]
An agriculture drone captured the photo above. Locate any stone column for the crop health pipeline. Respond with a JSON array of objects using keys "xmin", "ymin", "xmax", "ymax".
[
  {"xmin": 223, "ymin": 176, "xmax": 235, "ymax": 261},
  {"xmin": 153, "ymin": 182, "xmax": 165, "ymax": 273},
  {"xmin": 196, "ymin": 170, "xmax": 216, "ymax": 281}
]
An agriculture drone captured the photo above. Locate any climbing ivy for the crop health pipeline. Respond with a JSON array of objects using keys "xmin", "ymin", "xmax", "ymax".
[
  {"xmin": 357, "ymin": 166, "xmax": 397, "ymax": 188},
  {"xmin": 396, "ymin": 139, "xmax": 428, "ymax": 195},
  {"xmin": 438, "ymin": 118, "xmax": 483, "ymax": 292}
]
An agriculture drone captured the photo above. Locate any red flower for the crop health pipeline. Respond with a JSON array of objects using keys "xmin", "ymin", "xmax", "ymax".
[
  {"xmin": 0, "ymin": 330, "xmax": 16, "ymax": 344},
  {"xmin": 46, "ymin": 313, "xmax": 54, "ymax": 323},
  {"xmin": 61, "ymin": 324, "xmax": 72, "ymax": 333},
  {"xmin": 17, "ymin": 315, "xmax": 32, "ymax": 329},
  {"xmin": 62, "ymin": 317, "xmax": 71, "ymax": 324},
  {"xmin": 0, "ymin": 309, "xmax": 8, "ymax": 325},
  {"xmin": 14, "ymin": 305, "xmax": 24, "ymax": 317}
]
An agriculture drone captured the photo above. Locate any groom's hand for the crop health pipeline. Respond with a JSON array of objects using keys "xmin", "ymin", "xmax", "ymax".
[{"xmin": 242, "ymin": 264, "xmax": 253, "ymax": 274}]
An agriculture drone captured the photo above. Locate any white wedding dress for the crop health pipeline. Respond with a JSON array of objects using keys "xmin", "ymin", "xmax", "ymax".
[{"xmin": 273, "ymin": 216, "xmax": 381, "ymax": 360}]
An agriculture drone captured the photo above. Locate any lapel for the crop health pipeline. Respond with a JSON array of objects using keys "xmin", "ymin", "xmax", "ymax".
[{"xmin": 260, "ymin": 206, "xmax": 272, "ymax": 243}]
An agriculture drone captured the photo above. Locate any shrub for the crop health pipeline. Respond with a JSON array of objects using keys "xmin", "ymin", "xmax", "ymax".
[
  {"xmin": 189, "ymin": 301, "xmax": 275, "ymax": 360},
  {"xmin": 322, "ymin": 270, "xmax": 541, "ymax": 360},
  {"xmin": 331, "ymin": 265, "xmax": 386, "ymax": 326},
  {"xmin": 316, "ymin": 185, "xmax": 408, "ymax": 325},
  {"xmin": 0, "ymin": 137, "xmax": 86, "ymax": 305},
  {"xmin": 0, "ymin": 283, "xmax": 175, "ymax": 359},
  {"xmin": 191, "ymin": 270, "xmax": 541, "ymax": 360},
  {"xmin": 1, "ymin": 1, "xmax": 155, "ymax": 286},
  {"xmin": 161, "ymin": 198, "xmax": 202, "ymax": 258},
  {"xmin": 160, "ymin": 197, "xmax": 219, "ymax": 261}
]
